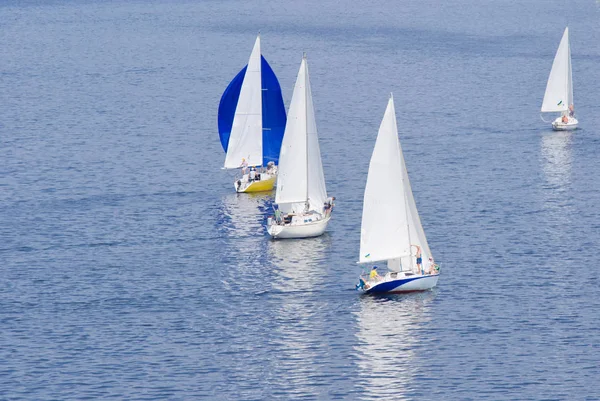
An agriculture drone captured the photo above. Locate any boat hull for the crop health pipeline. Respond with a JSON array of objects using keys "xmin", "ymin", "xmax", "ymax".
[
  {"xmin": 552, "ymin": 117, "xmax": 578, "ymax": 131},
  {"xmin": 364, "ymin": 273, "xmax": 439, "ymax": 294},
  {"xmin": 235, "ymin": 173, "xmax": 276, "ymax": 193},
  {"xmin": 267, "ymin": 215, "xmax": 330, "ymax": 239}
]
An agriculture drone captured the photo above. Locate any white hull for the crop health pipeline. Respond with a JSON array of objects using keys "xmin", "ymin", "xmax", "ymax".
[
  {"xmin": 552, "ymin": 116, "xmax": 578, "ymax": 131},
  {"xmin": 361, "ymin": 271, "xmax": 439, "ymax": 294},
  {"xmin": 268, "ymin": 215, "xmax": 330, "ymax": 239}
]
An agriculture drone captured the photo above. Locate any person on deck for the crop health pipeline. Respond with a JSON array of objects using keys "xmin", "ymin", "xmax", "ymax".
[
  {"xmin": 426, "ymin": 257, "xmax": 436, "ymax": 275},
  {"xmin": 369, "ymin": 266, "xmax": 380, "ymax": 281},
  {"xmin": 274, "ymin": 209, "xmax": 283, "ymax": 224},
  {"xmin": 569, "ymin": 104, "xmax": 575, "ymax": 117},
  {"xmin": 561, "ymin": 114, "xmax": 569, "ymax": 124},
  {"xmin": 240, "ymin": 158, "xmax": 248, "ymax": 175},
  {"xmin": 413, "ymin": 245, "xmax": 423, "ymax": 274},
  {"xmin": 323, "ymin": 197, "xmax": 334, "ymax": 214}
]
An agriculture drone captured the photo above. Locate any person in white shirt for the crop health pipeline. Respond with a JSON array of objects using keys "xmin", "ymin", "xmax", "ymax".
[
  {"xmin": 240, "ymin": 158, "xmax": 249, "ymax": 175},
  {"xmin": 426, "ymin": 257, "xmax": 437, "ymax": 275}
]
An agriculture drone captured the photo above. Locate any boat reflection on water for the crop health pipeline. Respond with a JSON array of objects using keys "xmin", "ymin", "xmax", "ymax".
[
  {"xmin": 218, "ymin": 192, "xmax": 273, "ymax": 238},
  {"xmin": 263, "ymin": 236, "xmax": 332, "ymax": 397},
  {"xmin": 541, "ymin": 131, "xmax": 573, "ymax": 191},
  {"xmin": 540, "ymin": 131, "xmax": 573, "ymax": 243},
  {"xmin": 216, "ymin": 192, "xmax": 273, "ymax": 291},
  {"xmin": 354, "ymin": 292, "xmax": 436, "ymax": 400},
  {"xmin": 540, "ymin": 131, "xmax": 574, "ymax": 282},
  {"xmin": 267, "ymin": 234, "xmax": 330, "ymax": 292}
]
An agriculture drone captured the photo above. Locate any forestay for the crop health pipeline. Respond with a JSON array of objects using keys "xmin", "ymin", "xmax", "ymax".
[{"xmin": 541, "ymin": 27, "xmax": 573, "ymax": 113}]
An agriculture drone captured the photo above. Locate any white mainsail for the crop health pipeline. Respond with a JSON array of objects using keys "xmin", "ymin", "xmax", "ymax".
[
  {"xmin": 275, "ymin": 55, "xmax": 327, "ymax": 214},
  {"xmin": 224, "ymin": 35, "xmax": 263, "ymax": 169},
  {"xmin": 541, "ymin": 27, "xmax": 573, "ymax": 113},
  {"xmin": 359, "ymin": 95, "xmax": 412, "ymax": 265}
]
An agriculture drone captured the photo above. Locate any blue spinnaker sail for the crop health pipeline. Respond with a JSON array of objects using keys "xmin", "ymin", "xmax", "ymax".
[
  {"xmin": 217, "ymin": 56, "xmax": 287, "ymax": 166},
  {"xmin": 259, "ymin": 57, "xmax": 286, "ymax": 165},
  {"xmin": 218, "ymin": 66, "xmax": 246, "ymax": 154}
]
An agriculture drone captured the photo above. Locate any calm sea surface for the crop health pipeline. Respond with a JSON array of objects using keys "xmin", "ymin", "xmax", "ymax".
[{"xmin": 1, "ymin": 0, "xmax": 600, "ymax": 399}]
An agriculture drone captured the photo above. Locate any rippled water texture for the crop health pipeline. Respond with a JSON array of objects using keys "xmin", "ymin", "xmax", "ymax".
[{"xmin": 1, "ymin": 0, "xmax": 600, "ymax": 399}]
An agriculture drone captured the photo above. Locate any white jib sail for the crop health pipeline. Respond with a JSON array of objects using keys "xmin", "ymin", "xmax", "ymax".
[
  {"xmin": 400, "ymin": 135, "xmax": 432, "ymax": 268},
  {"xmin": 359, "ymin": 95, "xmax": 412, "ymax": 264},
  {"xmin": 305, "ymin": 58, "xmax": 328, "ymax": 213},
  {"xmin": 541, "ymin": 27, "xmax": 571, "ymax": 113},
  {"xmin": 224, "ymin": 35, "xmax": 263, "ymax": 169},
  {"xmin": 276, "ymin": 56, "xmax": 309, "ymax": 214}
]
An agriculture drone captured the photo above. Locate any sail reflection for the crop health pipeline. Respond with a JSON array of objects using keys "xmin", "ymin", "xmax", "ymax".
[{"xmin": 354, "ymin": 292, "xmax": 435, "ymax": 400}]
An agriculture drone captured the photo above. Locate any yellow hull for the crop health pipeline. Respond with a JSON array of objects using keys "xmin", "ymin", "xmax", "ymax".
[{"xmin": 237, "ymin": 175, "xmax": 276, "ymax": 193}]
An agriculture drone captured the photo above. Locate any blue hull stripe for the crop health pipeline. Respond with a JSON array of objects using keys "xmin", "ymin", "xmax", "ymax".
[{"xmin": 364, "ymin": 276, "xmax": 429, "ymax": 294}]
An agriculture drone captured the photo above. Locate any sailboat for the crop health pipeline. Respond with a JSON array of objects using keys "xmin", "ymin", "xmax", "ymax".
[
  {"xmin": 541, "ymin": 27, "xmax": 578, "ymax": 131},
  {"xmin": 266, "ymin": 54, "xmax": 334, "ymax": 239},
  {"xmin": 356, "ymin": 94, "xmax": 439, "ymax": 294},
  {"xmin": 218, "ymin": 35, "xmax": 287, "ymax": 192}
]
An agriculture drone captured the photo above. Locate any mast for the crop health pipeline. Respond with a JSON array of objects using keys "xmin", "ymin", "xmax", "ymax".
[
  {"xmin": 567, "ymin": 28, "xmax": 573, "ymax": 108},
  {"xmin": 304, "ymin": 53, "xmax": 309, "ymax": 206},
  {"xmin": 404, "ymin": 190, "xmax": 413, "ymax": 271},
  {"xmin": 397, "ymin": 92, "xmax": 413, "ymax": 272},
  {"xmin": 565, "ymin": 28, "xmax": 569, "ymax": 114}
]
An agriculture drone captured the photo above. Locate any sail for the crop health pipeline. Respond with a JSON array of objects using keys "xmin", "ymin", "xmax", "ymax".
[
  {"xmin": 400, "ymin": 139, "xmax": 432, "ymax": 264},
  {"xmin": 275, "ymin": 57, "xmax": 309, "ymax": 213},
  {"xmin": 567, "ymin": 32, "xmax": 573, "ymax": 107},
  {"xmin": 275, "ymin": 56, "xmax": 327, "ymax": 214},
  {"xmin": 359, "ymin": 95, "xmax": 412, "ymax": 264},
  {"xmin": 223, "ymin": 36, "xmax": 263, "ymax": 168},
  {"xmin": 218, "ymin": 36, "xmax": 287, "ymax": 167},
  {"xmin": 218, "ymin": 55, "xmax": 287, "ymax": 166},
  {"xmin": 541, "ymin": 27, "xmax": 571, "ymax": 113},
  {"xmin": 305, "ymin": 59, "xmax": 328, "ymax": 213},
  {"xmin": 260, "ymin": 57, "xmax": 287, "ymax": 166},
  {"xmin": 218, "ymin": 65, "xmax": 246, "ymax": 153}
]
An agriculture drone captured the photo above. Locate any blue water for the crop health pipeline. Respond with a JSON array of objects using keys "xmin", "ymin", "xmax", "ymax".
[{"xmin": 2, "ymin": 0, "xmax": 600, "ymax": 399}]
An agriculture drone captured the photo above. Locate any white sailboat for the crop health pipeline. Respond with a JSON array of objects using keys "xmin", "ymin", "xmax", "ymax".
[
  {"xmin": 541, "ymin": 27, "xmax": 578, "ymax": 131},
  {"xmin": 356, "ymin": 94, "xmax": 439, "ymax": 294},
  {"xmin": 218, "ymin": 35, "xmax": 287, "ymax": 192},
  {"xmin": 267, "ymin": 54, "xmax": 334, "ymax": 239}
]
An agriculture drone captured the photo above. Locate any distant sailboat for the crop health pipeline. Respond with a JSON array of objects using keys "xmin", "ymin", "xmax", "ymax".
[
  {"xmin": 267, "ymin": 54, "xmax": 334, "ymax": 239},
  {"xmin": 541, "ymin": 27, "xmax": 578, "ymax": 131},
  {"xmin": 356, "ymin": 94, "xmax": 439, "ymax": 294},
  {"xmin": 218, "ymin": 35, "xmax": 287, "ymax": 192}
]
